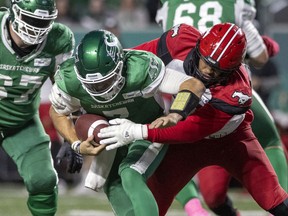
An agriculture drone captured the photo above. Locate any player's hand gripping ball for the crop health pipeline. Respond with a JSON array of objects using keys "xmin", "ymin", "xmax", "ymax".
[{"xmin": 74, "ymin": 114, "xmax": 109, "ymax": 144}]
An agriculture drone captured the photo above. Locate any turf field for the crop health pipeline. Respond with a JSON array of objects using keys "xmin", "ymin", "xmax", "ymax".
[{"xmin": 0, "ymin": 182, "xmax": 271, "ymax": 216}]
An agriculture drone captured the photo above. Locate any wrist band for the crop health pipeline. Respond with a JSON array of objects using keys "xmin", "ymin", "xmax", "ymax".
[
  {"xmin": 71, "ymin": 140, "xmax": 81, "ymax": 154},
  {"xmin": 169, "ymin": 90, "xmax": 200, "ymax": 119}
]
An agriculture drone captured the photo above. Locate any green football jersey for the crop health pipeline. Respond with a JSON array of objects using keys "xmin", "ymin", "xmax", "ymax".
[
  {"xmin": 0, "ymin": 10, "xmax": 75, "ymax": 128},
  {"xmin": 157, "ymin": 0, "xmax": 255, "ymax": 32},
  {"xmin": 55, "ymin": 50, "xmax": 166, "ymax": 124}
]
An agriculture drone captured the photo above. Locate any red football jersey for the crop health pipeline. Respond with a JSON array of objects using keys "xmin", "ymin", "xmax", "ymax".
[{"xmin": 134, "ymin": 24, "xmax": 253, "ymax": 143}]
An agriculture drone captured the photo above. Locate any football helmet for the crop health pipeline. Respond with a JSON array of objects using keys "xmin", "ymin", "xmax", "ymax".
[
  {"xmin": 10, "ymin": 0, "xmax": 58, "ymax": 45},
  {"xmin": 75, "ymin": 29, "xmax": 125, "ymax": 103},
  {"xmin": 191, "ymin": 22, "xmax": 247, "ymax": 86}
]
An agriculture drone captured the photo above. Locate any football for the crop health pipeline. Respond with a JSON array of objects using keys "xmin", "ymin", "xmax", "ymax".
[{"xmin": 74, "ymin": 114, "xmax": 109, "ymax": 143}]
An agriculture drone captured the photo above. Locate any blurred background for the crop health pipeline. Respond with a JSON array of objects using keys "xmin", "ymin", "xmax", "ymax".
[{"xmin": 0, "ymin": 0, "xmax": 288, "ymax": 215}]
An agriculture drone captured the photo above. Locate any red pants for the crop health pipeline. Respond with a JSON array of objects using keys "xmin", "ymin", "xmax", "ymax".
[
  {"xmin": 148, "ymin": 126, "xmax": 288, "ymax": 216},
  {"xmin": 198, "ymin": 165, "xmax": 232, "ymax": 208}
]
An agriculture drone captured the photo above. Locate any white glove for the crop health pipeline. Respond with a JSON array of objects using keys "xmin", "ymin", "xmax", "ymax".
[{"xmin": 98, "ymin": 118, "xmax": 147, "ymax": 151}]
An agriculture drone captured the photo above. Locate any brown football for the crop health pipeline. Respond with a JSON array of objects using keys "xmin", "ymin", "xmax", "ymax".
[{"xmin": 74, "ymin": 114, "xmax": 109, "ymax": 143}]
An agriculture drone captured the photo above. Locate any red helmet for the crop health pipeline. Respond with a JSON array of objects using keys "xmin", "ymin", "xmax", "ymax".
[{"xmin": 198, "ymin": 22, "xmax": 247, "ymax": 72}]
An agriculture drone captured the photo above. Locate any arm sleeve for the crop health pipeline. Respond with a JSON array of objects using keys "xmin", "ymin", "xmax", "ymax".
[
  {"xmin": 235, "ymin": 1, "xmax": 266, "ymax": 58},
  {"xmin": 158, "ymin": 68, "xmax": 192, "ymax": 95},
  {"xmin": 242, "ymin": 20, "xmax": 266, "ymax": 58},
  {"xmin": 147, "ymin": 104, "xmax": 234, "ymax": 144},
  {"xmin": 49, "ymin": 84, "xmax": 81, "ymax": 115}
]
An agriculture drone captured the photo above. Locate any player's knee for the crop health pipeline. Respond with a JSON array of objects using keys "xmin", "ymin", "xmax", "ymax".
[
  {"xmin": 120, "ymin": 168, "xmax": 140, "ymax": 190},
  {"xmin": 204, "ymin": 190, "xmax": 227, "ymax": 207},
  {"xmin": 25, "ymin": 170, "xmax": 58, "ymax": 194}
]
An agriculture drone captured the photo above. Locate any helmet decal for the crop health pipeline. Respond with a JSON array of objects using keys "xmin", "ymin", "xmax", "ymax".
[{"xmin": 104, "ymin": 33, "xmax": 121, "ymax": 64}]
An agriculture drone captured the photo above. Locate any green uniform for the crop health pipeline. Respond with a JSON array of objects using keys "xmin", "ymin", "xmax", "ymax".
[
  {"xmin": 54, "ymin": 50, "xmax": 168, "ymax": 216},
  {"xmin": 157, "ymin": 0, "xmax": 255, "ymax": 33},
  {"xmin": 157, "ymin": 0, "xmax": 288, "ymax": 208},
  {"xmin": 0, "ymin": 10, "xmax": 74, "ymax": 216}
]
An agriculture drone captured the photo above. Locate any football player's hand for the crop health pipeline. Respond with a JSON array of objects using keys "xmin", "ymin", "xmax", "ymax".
[
  {"xmin": 56, "ymin": 141, "xmax": 83, "ymax": 173},
  {"xmin": 98, "ymin": 118, "xmax": 146, "ymax": 151},
  {"xmin": 79, "ymin": 135, "xmax": 106, "ymax": 156},
  {"xmin": 262, "ymin": 35, "xmax": 280, "ymax": 57},
  {"xmin": 149, "ymin": 113, "xmax": 182, "ymax": 129}
]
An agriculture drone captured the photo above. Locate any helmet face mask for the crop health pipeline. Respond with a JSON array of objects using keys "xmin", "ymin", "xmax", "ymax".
[
  {"xmin": 75, "ymin": 30, "xmax": 125, "ymax": 103},
  {"xmin": 191, "ymin": 23, "xmax": 247, "ymax": 87},
  {"xmin": 10, "ymin": 0, "xmax": 58, "ymax": 45},
  {"xmin": 75, "ymin": 61, "xmax": 125, "ymax": 101}
]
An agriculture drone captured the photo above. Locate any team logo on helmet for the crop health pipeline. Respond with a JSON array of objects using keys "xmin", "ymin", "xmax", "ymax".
[{"xmin": 104, "ymin": 33, "xmax": 122, "ymax": 64}]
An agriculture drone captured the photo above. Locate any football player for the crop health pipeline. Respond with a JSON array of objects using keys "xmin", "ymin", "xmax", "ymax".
[
  {"xmin": 48, "ymin": 29, "xmax": 204, "ymax": 215},
  {"xmin": 154, "ymin": 0, "xmax": 287, "ymax": 215},
  {"xmin": 99, "ymin": 23, "xmax": 288, "ymax": 216},
  {"xmin": 0, "ymin": 0, "xmax": 75, "ymax": 215}
]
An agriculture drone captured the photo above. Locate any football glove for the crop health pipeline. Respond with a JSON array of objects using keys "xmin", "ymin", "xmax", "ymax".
[
  {"xmin": 56, "ymin": 141, "xmax": 83, "ymax": 173},
  {"xmin": 98, "ymin": 118, "xmax": 146, "ymax": 151},
  {"xmin": 262, "ymin": 35, "xmax": 280, "ymax": 57}
]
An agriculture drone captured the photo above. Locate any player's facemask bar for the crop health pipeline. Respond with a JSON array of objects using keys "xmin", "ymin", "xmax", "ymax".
[
  {"xmin": 11, "ymin": 4, "xmax": 57, "ymax": 45},
  {"xmin": 190, "ymin": 47, "xmax": 234, "ymax": 87}
]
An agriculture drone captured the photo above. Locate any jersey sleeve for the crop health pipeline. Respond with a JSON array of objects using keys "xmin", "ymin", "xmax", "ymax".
[
  {"xmin": 51, "ymin": 58, "xmax": 82, "ymax": 115},
  {"xmin": 133, "ymin": 24, "xmax": 200, "ymax": 65},
  {"xmin": 47, "ymin": 23, "xmax": 75, "ymax": 74},
  {"xmin": 147, "ymin": 104, "xmax": 233, "ymax": 144},
  {"xmin": 50, "ymin": 83, "xmax": 81, "ymax": 115},
  {"xmin": 157, "ymin": 24, "xmax": 200, "ymax": 63},
  {"xmin": 132, "ymin": 38, "xmax": 159, "ymax": 55},
  {"xmin": 124, "ymin": 50, "xmax": 166, "ymax": 98}
]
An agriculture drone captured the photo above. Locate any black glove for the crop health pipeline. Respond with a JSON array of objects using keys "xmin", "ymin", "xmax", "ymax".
[{"xmin": 56, "ymin": 141, "xmax": 83, "ymax": 173}]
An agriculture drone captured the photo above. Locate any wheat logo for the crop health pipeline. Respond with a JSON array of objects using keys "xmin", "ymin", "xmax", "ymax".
[{"xmin": 104, "ymin": 33, "xmax": 121, "ymax": 64}]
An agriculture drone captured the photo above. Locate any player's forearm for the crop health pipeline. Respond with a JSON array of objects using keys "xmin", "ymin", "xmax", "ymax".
[
  {"xmin": 180, "ymin": 77, "xmax": 205, "ymax": 98},
  {"xmin": 49, "ymin": 106, "xmax": 79, "ymax": 144},
  {"xmin": 146, "ymin": 109, "xmax": 234, "ymax": 144},
  {"xmin": 242, "ymin": 20, "xmax": 268, "ymax": 68}
]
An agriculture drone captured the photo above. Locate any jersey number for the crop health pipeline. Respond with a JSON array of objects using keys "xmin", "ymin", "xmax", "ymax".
[
  {"xmin": 174, "ymin": 2, "xmax": 222, "ymax": 32},
  {"xmin": 0, "ymin": 74, "xmax": 43, "ymax": 103}
]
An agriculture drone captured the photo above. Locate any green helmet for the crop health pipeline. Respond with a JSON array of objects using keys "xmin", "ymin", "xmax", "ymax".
[
  {"xmin": 75, "ymin": 29, "xmax": 125, "ymax": 103},
  {"xmin": 10, "ymin": 0, "xmax": 58, "ymax": 45}
]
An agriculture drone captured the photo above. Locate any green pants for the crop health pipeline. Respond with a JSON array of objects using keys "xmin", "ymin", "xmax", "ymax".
[
  {"xmin": 104, "ymin": 141, "xmax": 168, "ymax": 216},
  {"xmin": 1, "ymin": 114, "xmax": 58, "ymax": 216}
]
